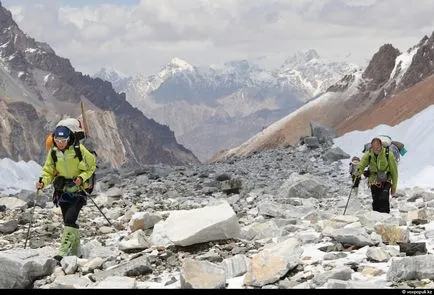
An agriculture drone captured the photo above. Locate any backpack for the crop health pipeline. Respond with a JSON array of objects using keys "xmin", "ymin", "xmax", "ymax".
[
  {"xmin": 362, "ymin": 135, "xmax": 406, "ymax": 163},
  {"xmin": 49, "ymin": 118, "xmax": 97, "ymax": 194}
]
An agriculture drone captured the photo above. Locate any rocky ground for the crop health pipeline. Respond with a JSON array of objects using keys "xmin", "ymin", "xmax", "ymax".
[{"xmin": 1, "ymin": 138, "xmax": 434, "ymax": 289}]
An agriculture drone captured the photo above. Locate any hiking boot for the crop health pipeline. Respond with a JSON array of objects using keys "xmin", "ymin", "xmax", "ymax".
[{"xmin": 58, "ymin": 226, "xmax": 79, "ymax": 257}]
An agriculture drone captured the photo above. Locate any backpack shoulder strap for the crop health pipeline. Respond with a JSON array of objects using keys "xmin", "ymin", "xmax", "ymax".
[
  {"xmin": 51, "ymin": 148, "xmax": 57, "ymax": 163},
  {"xmin": 51, "ymin": 145, "xmax": 83, "ymax": 162},
  {"xmin": 74, "ymin": 144, "xmax": 83, "ymax": 162}
]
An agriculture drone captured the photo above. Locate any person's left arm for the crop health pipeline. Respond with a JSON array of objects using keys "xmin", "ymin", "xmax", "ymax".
[
  {"xmin": 388, "ymin": 152, "xmax": 398, "ymax": 194},
  {"xmin": 76, "ymin": 144, "xmax": 96, "ymax": 182}
]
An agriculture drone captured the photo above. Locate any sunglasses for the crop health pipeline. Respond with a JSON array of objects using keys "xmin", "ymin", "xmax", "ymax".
[{"xmin": 54, "ymin": 137, "xmax": 69, "ymax": 144}]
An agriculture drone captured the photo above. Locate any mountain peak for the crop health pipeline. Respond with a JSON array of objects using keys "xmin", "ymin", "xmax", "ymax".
[
  {"xmin": 94, "ymin": 67, "xmax": 129, "ymax": 79},
  {"xmin": 94, "ymin": 67, "xmax": 128, "ymax": 78},
  {"xmin": 92, "ymin": 67, "xmax": 132, "ymax": 93},
  {"xmin": 284, "ymin": 49, "xmax": 321, "ymax": 68},
  {"xmin": 303, "ymin": 49, "xmax": 320, "ymax": 60},
  {"xmin": 224, "ymin": 59, "xmax": 256, "ymax": 71},
  {"xmin": 167, "ymin": 57, "xmax": 194, "ymax": 71}
]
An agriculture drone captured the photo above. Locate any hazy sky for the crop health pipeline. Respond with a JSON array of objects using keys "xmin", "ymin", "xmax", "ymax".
[{"xmin": 3, "ymin": 0, "xmax": 434, "ymax": 77}]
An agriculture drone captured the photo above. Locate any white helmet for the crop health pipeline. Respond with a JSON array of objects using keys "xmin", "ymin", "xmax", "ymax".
[{"xmin": 56, "ymin": 118, "xmax": 83, "ymax": 134}]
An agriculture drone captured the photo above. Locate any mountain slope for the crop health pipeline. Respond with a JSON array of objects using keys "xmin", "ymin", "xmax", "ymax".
[
  {"xmin": 0, "ymin": 3, "xmax": 199, "ymax": 168},
  {"xmin": 335, "ymin": 74, "xmax": 434, "ymax": 134},
  {"xmin": 209, "ymin": 32, "xmax": 434, "ymax": 162}
]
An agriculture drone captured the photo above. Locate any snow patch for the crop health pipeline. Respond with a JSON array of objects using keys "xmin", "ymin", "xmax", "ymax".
[
  {"xmin": 0, "ymin": 41, "xmax": 10, "ymax": 48},
  {"xmin": 43, "ymin": 74, "xmax": 52, "ymax": 84},
  {"xmin": 168, "ymin": 57, "xmax": 194, "ymax": 72},
  {"xmin": 0, "ymin": 158, "xmax": 42, "ymax": 195},
  {"xmin": 25, "ymin": 48, "xmax": 38, "ymax": 54},
  {"xmin": 389, "ymin": 46, "xmax": 419, "ymax": 85}
]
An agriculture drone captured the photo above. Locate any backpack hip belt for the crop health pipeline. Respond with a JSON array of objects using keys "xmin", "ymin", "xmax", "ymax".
[
  {"xmin": 373, "ymin": 180, "xmax": 392, "ymax": 188},
  {"xmin": 53, "ymin": 176, "xmax": 81, "ymax": 193}
]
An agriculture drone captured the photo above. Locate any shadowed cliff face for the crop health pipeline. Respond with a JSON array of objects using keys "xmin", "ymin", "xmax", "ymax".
[
  {"xmin": 0, "ymin": 3, "xmax": 200, "ymax": 168},
  {"xmin": 362, "ymin": 44, "xmax": 401, "ymax": 90},
  {"xmin": 399, "ymin": 33, "xmax": 434, "ymax": 91}
]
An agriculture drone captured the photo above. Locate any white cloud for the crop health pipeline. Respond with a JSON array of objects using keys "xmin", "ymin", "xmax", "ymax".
[
  {"xmin": 2, "ymin": 0, "xmax": 433, "ymax": 77},
  {"xmin": 342, "ymin": 0, "xmax": 377, "ymax": 5},
  {"xmin": 81, "ymin": 23, "xmax": 111, "ymax": 41}
]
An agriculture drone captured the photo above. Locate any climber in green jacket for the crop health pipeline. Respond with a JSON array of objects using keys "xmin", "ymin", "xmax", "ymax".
[
  {"xmin": 355, "ymin": 137, "xmax": 398, "ymax": 214},
  {"xmin": 36, "ymin": 125, "xmax": 96, "ymax": 260}
]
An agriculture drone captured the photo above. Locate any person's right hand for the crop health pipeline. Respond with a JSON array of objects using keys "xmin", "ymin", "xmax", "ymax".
[{"xmin": 36, "ymin": 180, "xmax": 44, "ymax": 190}]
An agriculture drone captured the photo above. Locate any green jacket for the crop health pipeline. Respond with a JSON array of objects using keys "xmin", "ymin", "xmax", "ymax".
[
  {"xmin": 40, "ymin": 144, "xmax": 96, "ymax": 191},
  {"xmin": 356, "ymin": 147, "xmax": 398, "ymax": 191}
]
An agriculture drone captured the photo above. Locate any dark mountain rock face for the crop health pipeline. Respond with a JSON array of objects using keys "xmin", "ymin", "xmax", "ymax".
[
  {"xmin": 400, "ymin": 33, "xmax": 434, "ymax": 90},
  {"xmin": 362, "ymin": 32, "xmax": 434, "ymax": 97},
  {"xmin": 0, "ymin": 101, "xmax": 46, "ymax": 161},
  {"xmin": 362, "ymin": 44, "xmax": 401, "ymax": 91},
  {"xmin": 0, "ymin": 3, "xmax": 199, "ymax": 167}
]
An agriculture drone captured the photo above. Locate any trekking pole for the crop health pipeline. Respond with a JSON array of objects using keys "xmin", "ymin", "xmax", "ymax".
[
  {"xmin": 80, "ymin": 187, "xmax": 114, "ymax": 227},
  {"xmin": 24, "ymin": 177, "xmax": 42, "ymax": 249},
  {"xmin": 343, "ymin": 176, "xmax": 358, "ymax": 215},
  {"xmin": 343, "ymin": 187, "xmax": 354, "ymax": 215}
]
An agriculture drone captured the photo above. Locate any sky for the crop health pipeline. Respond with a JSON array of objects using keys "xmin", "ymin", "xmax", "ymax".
[
  {"xmin": 1, "ymin": 104, "xmax": 433, "ymax": 196},
  {"xmin": 2, "ymin": 0, "xmax": 434, "ymax": 77}
]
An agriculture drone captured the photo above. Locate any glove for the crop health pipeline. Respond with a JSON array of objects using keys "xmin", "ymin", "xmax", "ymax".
[
  {"xmin": 363, "ymin": 170, "xmax": 370, "ymax": 178},
  {"xmin": 73, "ymin": 176, "xmax": 83, "ymax": 186}
]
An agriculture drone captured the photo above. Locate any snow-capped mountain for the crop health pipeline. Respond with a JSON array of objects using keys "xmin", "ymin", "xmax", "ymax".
[
  {"xmin": 275, "ymin": 49, "xmax": 359, "ymax": 99},
  {"xmin": 139, "ymin": 57, "xmax": 197, "ymax": 95},
  {"xmin": 92, "ymin": 67, "xmax": 132, "ymax": 93},
  {"xmin": 124, "ymin": 50, "xmax": 358, "ymax": 162},
  {"xmin": 210, "ymin": 32, "xmax": 434, "ymax": 162}
]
